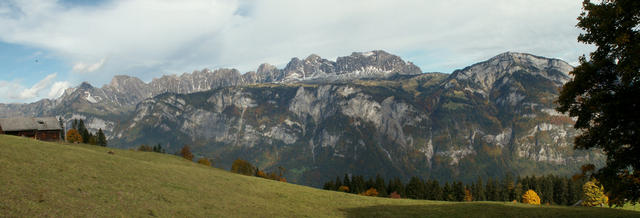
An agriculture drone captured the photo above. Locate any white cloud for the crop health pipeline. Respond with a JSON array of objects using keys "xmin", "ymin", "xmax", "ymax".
[
  {"xmin": 0, "ymin": 73, "xmax": 71, "ymax": 103},
  {"xmin": 47, "ymin": 81, "xmax": 71, "ymax": 99},
  {"xmin": 72, "ymin": 58, "xmax": 105, "ymax": 73},
  {"xmin": 0, "ymin": 0, "xmax": 592, "ymax": 84},
  {"xmin": 17, "ymin": 73, "xmax": 57, "ymax": 99}
]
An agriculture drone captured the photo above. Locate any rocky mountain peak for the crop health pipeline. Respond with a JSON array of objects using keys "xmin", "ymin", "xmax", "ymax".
[
  {"xmin": 491, "ymin": 52, "xmax": 573, "ymax": 72},
  {"xmin": 257, "ymin": 63, "xmax": 278, "ymax": 74},
  {"xmin": 276, "ymin": 50, "xmax": 422, "ymax": 82},
  {"xmin": 107, "ymin": 75, "xmax": 145, "ymax": 90},
  {"xmin": 78, "ymin": 82, "xmax": 94, "ymax": 90},
  {"xmin": 450, "ymin": 52, "xmax": 573, "ymax": 92},
  {"xmin": 336, "ymin": 50, "xmax": 422, "ymax": 76},
  {"xmin": 305, "ymin": 54, "xmax": 322, "ymax": 62}
]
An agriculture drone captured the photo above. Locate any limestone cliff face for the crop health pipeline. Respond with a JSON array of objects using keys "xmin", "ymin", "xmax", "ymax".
[
  {"xmin": 0, "ymin": 51, "xmax": 602, "ymax": 187},
  {"xmin": 112, "ymin": 52, "xmax": 601, "ymax": 186},
  {"xmin": 0, "ymin": 50, "xmax": 422, "ymax": 137}
]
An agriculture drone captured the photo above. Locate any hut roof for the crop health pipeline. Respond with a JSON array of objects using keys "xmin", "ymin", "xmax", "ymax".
[{"xmin": 0, "ymin": 117, "xmax": 62, "ymax": 131}]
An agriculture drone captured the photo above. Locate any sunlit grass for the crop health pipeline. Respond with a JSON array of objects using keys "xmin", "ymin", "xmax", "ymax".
[{"xmin": 1, "ymin": 135, "xmax": 638, "ymax": 217}]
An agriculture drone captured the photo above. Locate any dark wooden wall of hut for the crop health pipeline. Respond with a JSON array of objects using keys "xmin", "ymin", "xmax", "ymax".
[
  {"xmin": 36, "ymin": 130, "xmax": 61, "ymax": 141},
  {"xmin": 4, "ymin": 130, "xmax": 37, "ymax": 138},
  {"xmin": 2, "ymin": 130, "xmax": 61, "ymax": 141}
]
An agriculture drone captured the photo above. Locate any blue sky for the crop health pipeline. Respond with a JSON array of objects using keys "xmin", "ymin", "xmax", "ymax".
[{"xmin": 0, "ymin": 0, "xmax": 593, "ymax": 103}]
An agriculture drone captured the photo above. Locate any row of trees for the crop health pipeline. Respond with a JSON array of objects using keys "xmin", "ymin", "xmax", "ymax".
[
  {"xmin": 65, "ymin": 119, "xmax": 107, "ymax": 146},
  {"xmin": 230, "ymin": 159, "xmax": 287, "ymax": 182},
  {"xmin": 137, "ymin": 144, "xmax": 212, "ymax": 166},
  {"xmin": 322, "ymin": 173, "xmax": 589, "ymax": 206},
  {"xmin": 137, "ymin": 143, "xmax": 166, "ymax": 153}
]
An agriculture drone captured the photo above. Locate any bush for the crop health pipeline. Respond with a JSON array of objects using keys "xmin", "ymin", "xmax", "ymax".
[
  {"xmin": 137, "ymin": 144, "xmax": 153, "ymax": 152},
  {"xmin": 522, "ymin": 189, "xmax": 541, "ymax": 205},
  {"xmin": 389, "ymin": 191, "xmax": 401, "ymax": 199},
  {"xmin": 338, "ymin": 185, "xmax": 350, "ymax": 193},
  {"xmin": 179, "ymin": 145, "xmax": 194, "ymax": 161},
  {"xmin": 197, "ymin": 158, "xmax": 212, "ymax": 166},
  {"xmin": 230, "ymin": 159, "xmax": 255, "ymax": 176}
]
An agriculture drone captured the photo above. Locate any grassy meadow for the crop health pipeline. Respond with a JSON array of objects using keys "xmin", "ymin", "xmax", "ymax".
[{"xmin": 0, "ymin": 134, "xmax": 638, "ymax": 217}]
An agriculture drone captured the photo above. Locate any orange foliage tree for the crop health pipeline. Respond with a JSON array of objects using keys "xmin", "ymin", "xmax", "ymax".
[
  {"xmin": 522, "ymin": 189, "xmax": 541, "ymax": 205},
  {"xmin": 338, "ymin": 185, "xmax": 350, "ymax": 193},
  {"xmin": 254, "ymin": 166, "xmax": 286, "ymax": 182},
  {"xmin": 179, "ymin": 145, "xmax": 194, "ymax": 161},
  {"xmin": 361, "ymin": 188, "xmax": 379, "ymax": 197},
  {"xmin": 66, "ymin": 129, "xmax": 82, "ymax": 143}
]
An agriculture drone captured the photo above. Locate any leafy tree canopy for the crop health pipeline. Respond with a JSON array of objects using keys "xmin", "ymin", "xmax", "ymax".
[{"xmin": 557, "ymin": 0, "xmax": 640, "ymax": 205}]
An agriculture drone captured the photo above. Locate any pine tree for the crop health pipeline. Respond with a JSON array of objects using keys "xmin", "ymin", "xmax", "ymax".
[
  {"xmin": 514, "ymin": 182, "xmax": 524, "ymax": 203},
  {"xmin": 453, "ymin": 181, "xmax": 465, "ymax": 201},
  {"xmin": 387, "ymin": 177, "xmax": 404, "ymax": 197},
  {"xmin": 365, "ymin": 177, "xmax": 375, "ymax": 191},
  {"xmin": 334, "ymin": 176, "xmax": 343, "ymax": 191},
  {"xmin": 568, "ymin": 178, "xmax": 584, "ymax": 205},
  {"xmin": 542, "ymin": 175, "xmax": 555, "ymax": 204},
  {"xmin": 78, "ymin": 120, "xmax": 90, "ymax": 144},
  {"xmin": 323, "ymin": 181, "xmax": 335, "ymax": 190},
  {"xmin": 443, "ymin": 182, "xmax": 454, "ymax": 201},
  {"xmin": 554, "ymin": 177, "xmax": 569, "ymax": 205},
  {"xmin": 405, "ymin": 176, "xmax": 425, "ymax": 199},
  {"xmin": 96, "ymin": 128, "xmax": 107, "ymax": 147},
  {"xmin": 474, "ymin": 177, "xmax": 485, "ymax": 201},
  {"xmin": 502, "ymin": 173, "xmax": 515, "ymax": 201},
  {"xmin": 88, "ymin": 132, "xmax": 97, "ymax": 145},
  {"xmin": 374, "ymin": 174, "xmax": 387, "ymax": 197},
  {"xmin": 351, "ymin": 176, "xmax": 365, "ymax": 194},
  {"xmin": 425, "ymin": 179, "xmax": 441, "ymax": 200},
  {"xmin": 58, "ymin": 117, "xmax": 65, "ymax": 141},
  {"xmin": 343, "ymin": 174, "xmax": 351, "ymax": 192}
]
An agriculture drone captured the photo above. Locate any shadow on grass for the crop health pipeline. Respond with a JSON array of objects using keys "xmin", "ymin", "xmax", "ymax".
[{"xmin": 340, "ymin": 202, "xmax": 640, "ymax": 218}]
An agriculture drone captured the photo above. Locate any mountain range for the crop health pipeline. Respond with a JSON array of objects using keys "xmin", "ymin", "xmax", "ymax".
[{"xmin": 0, "ymin": 50, "xmax": 602, "ymax": 186}]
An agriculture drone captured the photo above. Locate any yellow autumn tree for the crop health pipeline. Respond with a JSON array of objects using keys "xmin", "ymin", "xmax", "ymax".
[
  {"xmin": 582, "ymin": 179, "xmax": 608, "ymax": 207},
  {"xmin": 66, "ymin": 129, "xmax": 82, "ymax": 143},
  {"xmin": 464, "ymin": 189, "xmax": 473, "ymax": 202},
  {"xmin": 522, "ymin": 189, "xmax": 541, "ymax": 205}
]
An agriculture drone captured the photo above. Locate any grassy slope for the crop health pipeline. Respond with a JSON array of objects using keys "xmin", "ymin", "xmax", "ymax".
[{"xmin": 0, "ymin": 135, "xmax": 637, "ymax": 217}]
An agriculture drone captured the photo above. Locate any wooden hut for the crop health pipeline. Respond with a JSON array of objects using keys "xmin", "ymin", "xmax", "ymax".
[{"xmin": 0, "ymin": 117, "xmax": 63, "ymax": 141}]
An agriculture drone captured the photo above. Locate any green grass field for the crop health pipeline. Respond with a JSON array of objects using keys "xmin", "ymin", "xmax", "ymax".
[{"xmin": 1, "ymin": 135, "xmax": 638, "ymax": 217}]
